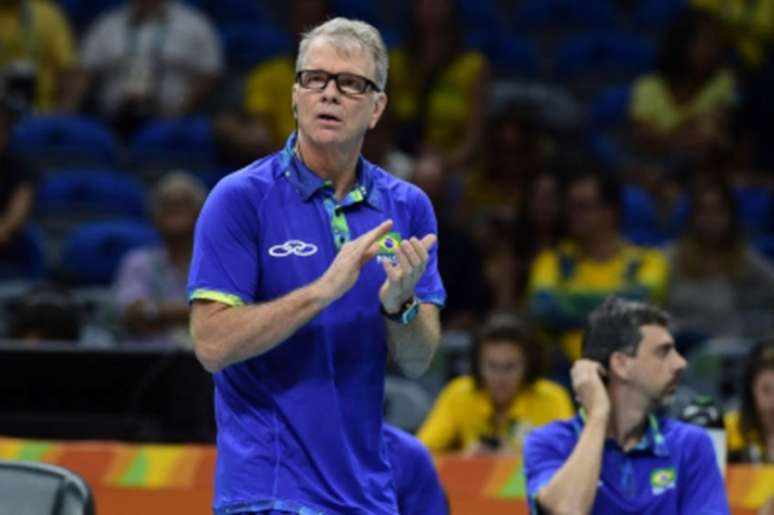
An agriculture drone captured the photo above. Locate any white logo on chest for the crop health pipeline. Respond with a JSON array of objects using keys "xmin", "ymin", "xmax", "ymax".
[{"xmin": 268, "ymin": 240, "xmax": 318, "ymax": 257}]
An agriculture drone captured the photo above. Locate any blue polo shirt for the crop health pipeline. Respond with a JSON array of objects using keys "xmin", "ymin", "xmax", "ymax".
[
  {"xmin": 383, "ymin": 424, "xmax": 448, "ymax": 515},
  {"xmin": 187, "ymin": 133, "xmax": 446, "ymax": 515},
  {"xmin": 524, "ymin": 413, "xmax": 730, "ymax": 515}
]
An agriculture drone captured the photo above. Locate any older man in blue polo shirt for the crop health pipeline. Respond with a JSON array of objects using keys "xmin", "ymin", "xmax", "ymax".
[
  {"xmin": 524, "ymin": 296, "xmax": 729, "ymax": 515},
  {"xmin": 187, "ymin": 17, "xmax": 445, "ymax": 515}
]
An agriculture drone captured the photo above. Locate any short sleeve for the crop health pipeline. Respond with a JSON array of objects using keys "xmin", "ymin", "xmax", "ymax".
[
  {"xmin": 187, "ymin": 174, "xmax": 260, "ymax": 306},
  {"xmin": 629, "ymin": 75, "xmax": 673, "ymax": 131},
  {"xmin": 678, "ymin": 427, "xmax": 730, "ymax": 515},
  {"xmin": 523, "ymin": 425, "xmax": 571, "ymax": 514},
  {"xmin": 409, "ymin": 187, "xmax": 446, "ymax": 307}
]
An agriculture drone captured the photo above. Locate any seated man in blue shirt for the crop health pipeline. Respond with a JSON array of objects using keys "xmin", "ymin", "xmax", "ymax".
[
  {"xmin": 524, "ymin": 296, "xmax": 729, "ymax": 515},
  {"xmin": 383, "ymin": 423, "xmax": 448, "ymax": 515},
  {"xmin": 187, "ymin": 16, "xmax": 445, "ymax": 515}
]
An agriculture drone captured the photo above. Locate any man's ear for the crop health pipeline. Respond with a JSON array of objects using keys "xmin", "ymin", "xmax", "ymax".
[
  {"xmin": 609, "ymin": 351, "xmax": 631, "ymax": 381},
  {"xmin": 369, "ymin": 92, "xmax": 388, "ymax": 129},
  {"xmin": 291, "ymin": 85, "xmax": 299, "ymax": 119}
]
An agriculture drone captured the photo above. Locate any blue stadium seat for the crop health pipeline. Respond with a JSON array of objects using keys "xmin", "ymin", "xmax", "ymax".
[
  {"xmin": 57, "ymin": 0, "xmax": 124, "ymax": 31},
  {"xmin": 554, "ymin": 32, "xmax": 654, "ymax": 79},
  {"xmin": 633, "ymin": 0, "xmax": 687, "ymax": 30},
  {"xmin": 11, "ymin": 116, "xmax": 119, "ymax": 167},
  {"xmin": 331, "ymin": 0, "xmax": 382, "ymax": 26},
  {"xmin": 0, "ymin": 224, "xmax": 46, "ymax": 280},
  {"xmin": 130, "ymin": 116, "xmax": 216, "ymax": 171},
  {"xmin": 60, "ymin": 220, "xmax": 160, "ymax": 285},
  {"xmin": 483, "ymin": 33, "xmax": 540, "ymax": 77},
  {"xmin": 622, "ymin": 185, "xmax": 688, "ymax": 246},
  {"xmin": 219, "ymin": 23, "xmax": 293, "ymax": 70},
  {"xmin": 754, "ymin": 235, "xmax": 774, "ymax": 260},
  {"xmin": 204, "ymin": 0, "xmax": 265, "ymax": 25},
  {"xmin": 37, "ymin": 170, "xmax": 148, "ymax": 219},
  {"xmin": 514, "ymin": 0, "xmax": 618, "ymax": 30},
  {"xmin": 457, "ymin": 0, "xmax": 502, "ymax": 32},
  {"xmin": 590, "ymin": 84, "xmax": 632, "ymax": 128},
  {"xmin": 734, "ymin": 187, "xmax": 772, "ymax": 238},
  {"xmin": 585, "ymin": 130, "xmax": 622, "ymax": 169}
]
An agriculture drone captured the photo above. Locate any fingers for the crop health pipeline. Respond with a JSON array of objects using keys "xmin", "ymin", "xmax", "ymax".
[
  {"xmin": 420, "ymin": 233, "xmax": 437, "ymax": 251},
  {"xmin": 400, "ymin": 239, "xmax": 422, "ymax": 268},
  {"xmin": 354, "ymin": 219, "xmax": 393, "ymax": 252},
  {"xmin": 381, "ymin": 257, "xmax": 406, "ymax": 290},
  {"xmin": 360, "ymin": 242, "xmax": 381, "ymax": 266}
]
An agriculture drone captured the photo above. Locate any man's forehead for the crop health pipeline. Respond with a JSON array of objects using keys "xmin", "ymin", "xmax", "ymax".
[
  {"xmin": 303, "ymin": 38, "xmax": 374, "ymax": 73},
  {"xmin": 639, "ymin": 324, "xmax": 674, "ymax": 348}
]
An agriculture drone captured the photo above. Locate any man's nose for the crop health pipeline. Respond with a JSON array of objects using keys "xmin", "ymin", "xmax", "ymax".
[
  {"xmin": 673, "ymin": 352, "xmax": 687, "ymax": 372},
  {"xmin": 321, "ymin": 78, "xmax": 341, "ymax": 101}
]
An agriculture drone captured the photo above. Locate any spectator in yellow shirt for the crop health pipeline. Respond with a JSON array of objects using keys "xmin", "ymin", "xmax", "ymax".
[
  {"xmin": 0, "ymin": 0, "xmax": 77, "ymax": 113},
  {"xmin": 693, "ymin": 0, "xmax": 774, "ymax": 69},
  {"xmin": 725, "ymin": 338, "xmax": 774, "ymax": 463},
  {"xmin": 630, "ymin": 8, "xmax": 737, "ymax": 164},
  {"xmin": 527, "ymin": 170, "xmax": 669, "ymax": 361},
  {"xmin": 387, "ymin": 0, "xmax": 490, "ymax": 169},
  {"xmin": 417, "ymin": 314, "xmax": 574, "ymax": 455},
  {"xmin": 215, "ymin": 0, "xmax": 330, "ymax": 166}
]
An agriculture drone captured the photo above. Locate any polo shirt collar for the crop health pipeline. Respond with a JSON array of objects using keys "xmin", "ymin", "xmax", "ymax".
[
  {"xmin": 278, "ymin": 132, "xmax": 383, "ymax": 210},
  {"xmin": 575, "ymin": 408, "xmax": 669, "ymax": 457}
]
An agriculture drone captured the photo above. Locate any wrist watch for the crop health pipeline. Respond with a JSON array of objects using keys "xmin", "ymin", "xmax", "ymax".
[{"xmin": 381, "ymin": 296, "xmax": 420, "ymax": 325}]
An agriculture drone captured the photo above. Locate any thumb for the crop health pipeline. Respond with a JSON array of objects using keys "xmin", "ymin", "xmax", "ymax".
[{"xmin": 420, "ymin": 233, "xmax": 437, "ymax": 251}]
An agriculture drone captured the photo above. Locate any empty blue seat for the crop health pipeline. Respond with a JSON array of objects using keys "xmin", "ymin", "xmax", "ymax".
[
  {"xmin": 57, "ymin": 0, "xmax": 124, "ymax": 31},
  {"xmin": 633, "ymin": 0, "xmax": 687, "ymax": 30},
  {"xmin": 554, "ymin": 32, "xmax": 654, "ymax": 79},
  {"xmin": 38, "ymin": 170, "xmax": 148, "ymax": 219},
  {"xmin": 331, "ymin": 0, "xmax": 382, "ymax": 26},
  {"xmin": 484, "ymin": 33, "xmax": 540, "ymax": 77},
  {"xmin": 622, "ymin": 185, "xmax": 688, "ymax": 246},
  {"xmin": 590, "ymin": 84, "xmax": 632, "ymax": 127},
  {"xmin": 219, "ymin": 24, "xmax": 293, "ymax": 70},
  {"xmin": 457, "ymin": 0, "xmax": 502, "ymax": 31},
  {"xmin": 60, "ymin": 220, "xmax": 160, "ymax": 285},
  {"xmin": 514, "ymin": 0, "xmax": 618, "ymax": 30},
  {"xmin": 11, "ymin": 116, "xmax": 119, "ymax": 167},
  {"xmin": 734, "ymin": 187, "xmax": 772, "ymax": 238},
  {"xmin": 130, "ymin": 116, "xmax": 216, "ymax": 170},
  {"xmin": 205, "ymin": 0, "xmax": 265, "ymax": 25}
]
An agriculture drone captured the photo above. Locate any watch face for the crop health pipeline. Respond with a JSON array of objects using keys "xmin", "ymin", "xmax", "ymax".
[{"xmin": 401, "ymin": 299, "xmax": 420, "ymax": 324}]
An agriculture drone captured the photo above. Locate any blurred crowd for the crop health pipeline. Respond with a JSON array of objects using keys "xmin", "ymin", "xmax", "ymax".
[{"xmin": 1, "ymin": 0, "xmax": 774, "ymax": 472}]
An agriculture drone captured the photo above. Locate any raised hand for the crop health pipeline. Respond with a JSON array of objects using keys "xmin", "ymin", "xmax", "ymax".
[
  {"xmin": 379, "ymin": 234, "xmax": 437, "ymax": 313},
  {"xmin": 571, "ymin": 359, "xmax": 611, "ymax": 420},
  {"xmin": 318, "ymin": 219, "xmax": 394, "ymax": 302}
]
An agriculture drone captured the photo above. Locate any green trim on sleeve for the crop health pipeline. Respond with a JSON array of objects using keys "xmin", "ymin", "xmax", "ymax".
[{"xmin": 189, "ymin": 288, "xmax": 245, "ymax": 306}]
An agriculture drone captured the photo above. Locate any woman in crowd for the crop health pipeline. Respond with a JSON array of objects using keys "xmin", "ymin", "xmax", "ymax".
[
  {"xmin": 630, "ymin": 8, "xmax": 736, "ymax": 164},
  {"xmin": 417, "ymin": 314, "xmax": 574, "ymax": 455},
  {"xmin": 726, "ymin": 338, "xmax": 774, "ymax": 463},
  {"xmin": 665, "ymin": 176, "xmax": 774, "ymax": 340}
]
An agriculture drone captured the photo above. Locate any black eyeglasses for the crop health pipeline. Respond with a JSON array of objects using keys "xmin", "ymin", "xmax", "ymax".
[{"xmin": 296, "ymin": 69, "xmax": 381, "ymax": 95}]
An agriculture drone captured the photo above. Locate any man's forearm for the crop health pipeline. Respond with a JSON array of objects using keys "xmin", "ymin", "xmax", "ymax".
[
  {"xmin": 537, "ymin": 413, "xmax": 608, "ymax": 515},
  {"xmin": 191, "ymin": 280, "xmax": 332, "ymax": 372},
  {"xmin": 386, "ymin": 304, "xmax": 441, "ymax": 378}
]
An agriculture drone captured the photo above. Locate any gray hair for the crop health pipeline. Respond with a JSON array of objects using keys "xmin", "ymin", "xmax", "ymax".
[
  {"xmin": 582, "ymin": 296, "xmax": 670, "ymax": 367},
  {"xmin": 296, "ymin": 17, "xmax": 389, "ymax": 91},
  {"xmin": 151, "ymin": 171, "xmax": 207, "ymax": 211}
]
